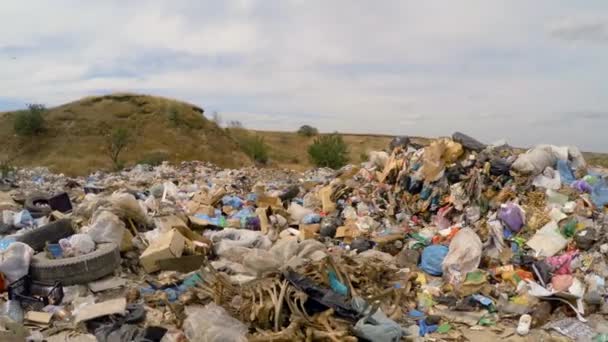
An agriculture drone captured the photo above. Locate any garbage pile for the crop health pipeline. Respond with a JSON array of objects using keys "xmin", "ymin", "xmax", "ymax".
[{"xmin": 1, "ymin": 133, "xmax": 608, "ymax": 341}]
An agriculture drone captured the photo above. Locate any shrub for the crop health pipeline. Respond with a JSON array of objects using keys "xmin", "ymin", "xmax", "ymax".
[
  {"xmin": 14, "ymin": 104, "xmax": 46, "ymax": 136},
  {"xmin": 228, "ymin": 120, "xmax": 244, "ymax": 129},
  {"xmin": 106, "ymin": 127, "xmax": 131, "ymax": 170},
  {"xmin": 308, "ymin": 134, "xmax": 349, "ymax": 169},
  {"xmin": 297, "ymin": 125, "xmax": 318, "ymax": 137},
  {"xmin": 139, "ymin": 151, "xmax": 170, "ymax": 166},
  {"xmin": 240, "ymin": 135, "xmax": 269, "ymax": 164},
  {"xmin": 167, "ymin": 107, "xmax": 180, "ymax": 126},
  {"xmin": 0, "ymin": 160, "xmax": 16, "ymax": 178}
]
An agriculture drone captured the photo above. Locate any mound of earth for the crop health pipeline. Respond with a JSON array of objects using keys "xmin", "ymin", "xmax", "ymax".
[{"xmin": 0, "ymin": 93, "xmax": 250, "ymax": 175}]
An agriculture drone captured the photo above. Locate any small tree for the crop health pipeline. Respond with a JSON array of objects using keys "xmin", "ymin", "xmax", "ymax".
[
  {"xmin": 297, "ymin": 125, "xmax": 318, "ymax": 137},
  {"xmin": 308, "ymin": 134, "xmax": 349, "ymax": 169},
  {"xmin": 14, "ymin": 103, "xmax": 46, "ymax": 136},
  {"xmin": 228, "ymin": 120, "xmax": 244, "ymax": 129},
  {"xmin": 106, "ymin": 127, "xmax": 131, "ymax": 170}
]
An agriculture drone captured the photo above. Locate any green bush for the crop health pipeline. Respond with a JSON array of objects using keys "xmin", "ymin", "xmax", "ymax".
[
  {"xmin": 240, "ymin": 135, "xmax": 269, "ymax": 164},
  {"xmin": 297, "ymin": 125, "xmax": 318, "ymax": 137},
  {"xmin": 14, "ymin": 104, "xmax": 46, "ymax": 136},
  {"xmin": 139, "ymin": 152, "xmax": 170, "ymax": 166},
  {"xmin": 308, "ymin": 134, "xmax": 349, "ymax": 169},
  {"xmin": 228, "ymin": 123, "xmax": 269, "ymax": 164}
]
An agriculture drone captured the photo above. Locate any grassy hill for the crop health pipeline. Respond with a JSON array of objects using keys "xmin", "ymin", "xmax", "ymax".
[{"xmin": 0, "ymin": 93, "xmax": 250, "ymax": 175}]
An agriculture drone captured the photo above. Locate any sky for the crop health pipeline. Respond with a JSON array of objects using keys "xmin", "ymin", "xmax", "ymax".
[{"xmin": 1, "ymin": 1, "xmax": 607, "ymax": 151}]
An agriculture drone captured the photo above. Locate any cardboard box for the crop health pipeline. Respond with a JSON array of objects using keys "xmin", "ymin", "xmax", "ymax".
[
  {"xmin": 299, "ymin": 224, "xmax": 320, "ymax": 240},
  {"xmin": 139, "ymin": 229, "xmax": 185, "ymax": 273},
  {"xmin": 154, "ymin": 216, "xmax": 187, "ymax": 233}
]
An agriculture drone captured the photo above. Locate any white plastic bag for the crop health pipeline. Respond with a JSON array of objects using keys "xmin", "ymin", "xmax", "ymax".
[
  {"xmin": 0, "ymin": 242, "xmax": 34, "ymax": 283},
  {"xmin": 512, "ymin": 145, "xmax": 586, "ymax": 175},
  {"xmin": 287, "ymin": 203, "xmax": 313, "ymax": 224},
  {"xmin": 532, "ymin": 167, "xmax": 561, "ymax": 189},
  {"xmin": 368, "ymin": 151, "xmax": 389, "ymax": 168},
  {"xmin": 512, "ymin": 145, "xmax": 557, "ymax": 175},
  {"xmin": 59, "ymin": 234, "xmax": 96, "ymax": 256},
  {"xmin": 183, "ymin": 303, "xmax": 247, "ymax": 342},
  {"xmin": 84, "ymin": 211, "xmax": 127, "ymax": 245},
  {"xmin": 442, "ymin": 228, "xmax": 482, "ymax": 284},
  {"xmin": 108, "ymin": 192, "xmax": 149, "ymax": 225},
  {"xmin": 13, "ymin": 210, "xmax": 33, "ymax": 228}
]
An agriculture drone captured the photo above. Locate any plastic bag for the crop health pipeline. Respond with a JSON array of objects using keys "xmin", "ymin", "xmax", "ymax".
[
  {"xmin": 556, "ymin": 160, "xmax": 575, "ymax": 185},
  {"xmin": 287, "ymin": 203, "xmax": 313, "ymax": 224},
  {"xmin": 107, "ymin": 192, "xmax": 149, "ymax": 225},
  {"xmin": 0, "ymin": 242, "xmax": 34, "ymax": 283},
  {"xmin": 211, "ymin": 228, "xmax": 272, "ymax": 260},
  {"xmin": 526, "ymin": 221, "xmax": 568, "ymax": 257},
  {"xmin": 421, "ymin": 139, "xmax": 463, "ymax": 182},
  {"xmin": 59, "ymin": 234, "xmax": 96, "ymax": 256},
  {"xmin": 591, "ymin": 176, "xmax": 608, "ymax": 207},
  {"xmin": 85, "ymin": 211, "xmax": 127, "ymax": 245},
  {"xmin": 368, "ymin": 151, "xmax": 389, "ymax": 168},
  {"xmin": 512, "ymin": 145, "xmax": 586, "ymax": 175},
  {"xmin": 302, "ymin": 213, "xmax": 321, "ymax": 224},
  {"xmin": 498, "ymin": 202, "xmax": 525, "ymax": 232},
  {"xmin": 532, "ymin": 167, "xmax": 561, "ymax": 190},
  {"xmin": 572, "ymin": 180, "xmax": 592, "ymax": 193},
  {"xmin": 419, "ymin": 245, "xmax": 449, "ymax": 276},
  {"xmin": 222, "ymin": 195, "xmax": 244, "ymax": 209},
  {"xmin": 452, "ymin": 132, "xmax": 486, "ymax": 152},
  {"xmin": 183, "ymin": 303, "xmax": 247, "ymax": 342},
  {"xmin": 442, "ymin": 228, "xmax": 482, "ymax": 284},
  {"xmin": 512, "ymin": 145, "xmax": 557, "ymax": 175},
  {"xmin": 13, "ymin": 210, "xmax": 33, "ymax": 228}
]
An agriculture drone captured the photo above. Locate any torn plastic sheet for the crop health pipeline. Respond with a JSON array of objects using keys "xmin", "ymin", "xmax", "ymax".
[
  {"xmin": 526, "ymin": 280, "xmax": 586, "ymax": 322},
  {"xmin": 543, "ymin": 318, "xmax": 595, "ymax": 340}
]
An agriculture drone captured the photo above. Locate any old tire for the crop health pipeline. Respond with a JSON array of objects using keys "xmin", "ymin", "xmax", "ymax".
[
  {"xmin": 24, "ymin": 194, "xmax": 52, "ymax": 218},
  {"xmin": 30, "ymin": 243, "xmax": 121, "ymax": 285},
  {"xmin": 14, "ymin": 219, "xmax": 75, "ymax": 251}
]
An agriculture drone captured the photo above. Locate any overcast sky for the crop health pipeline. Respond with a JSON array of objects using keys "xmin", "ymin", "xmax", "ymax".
[{"xmin": 1, "ymin": 1, "xmax": 607, "ymax": 151}]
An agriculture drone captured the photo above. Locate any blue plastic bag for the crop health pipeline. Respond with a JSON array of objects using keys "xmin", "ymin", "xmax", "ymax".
[
  {"xmin": 222, "ymin": 196, "xmax": 244, "ymax": 209},
  {"xmin": 557, "ymin": 160, "xmax": 575, "ymax": 185},
  {"xmin": 419, "ymin": 245, "xmax": 449, "ymax": 276},
  {"xmin": 302, "ymin": 213, "xmax": 322, "ymax": 224}
]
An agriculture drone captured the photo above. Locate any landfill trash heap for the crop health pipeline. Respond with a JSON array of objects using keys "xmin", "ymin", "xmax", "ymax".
[{"xmin": 0, "ymin": 132, "xmax": 608, "ymax": 341}]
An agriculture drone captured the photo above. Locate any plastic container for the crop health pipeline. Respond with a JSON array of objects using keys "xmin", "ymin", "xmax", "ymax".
[{"xmin": 517, "ymin": 314, "xmax": 531, "ymax": 335}]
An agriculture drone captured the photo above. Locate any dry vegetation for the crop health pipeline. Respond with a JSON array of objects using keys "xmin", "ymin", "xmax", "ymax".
[{"xmin": 0, "ymin": 93, "xmax": 250, "ymax": 175}]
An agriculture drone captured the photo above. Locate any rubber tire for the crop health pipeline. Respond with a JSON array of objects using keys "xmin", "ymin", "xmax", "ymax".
[
  {"xmin": 24, "ymin": 194, "xmax": 52, "ymax": 218},
  {"xmin": 29, "ymin": 243, "xmax": 121, "ymax": 285},
  {"xmin": 15, "ymin": 219, "xmax": 75, "ymax": 251}
]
